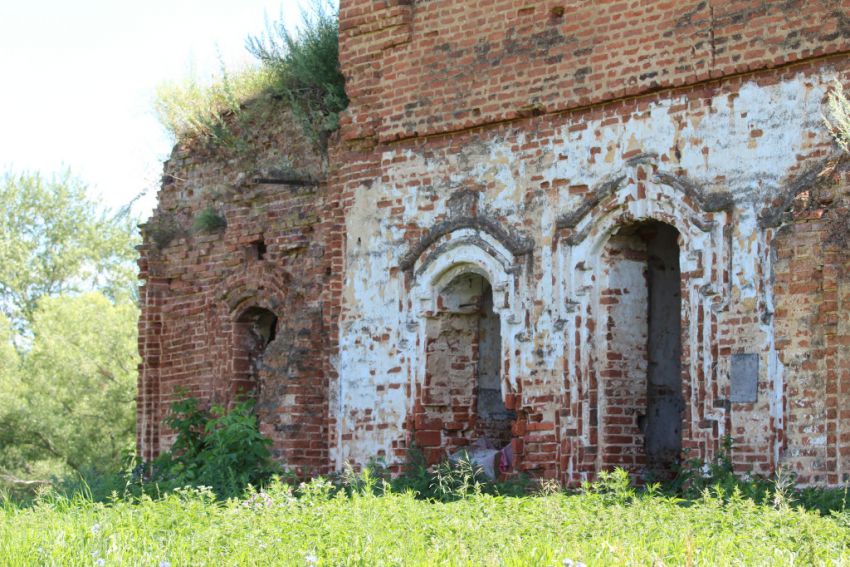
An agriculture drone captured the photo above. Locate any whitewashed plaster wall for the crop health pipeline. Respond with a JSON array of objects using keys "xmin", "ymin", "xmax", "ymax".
[{"xmin": 332, "ymin": 69, "xmax": 838, "ymax": 474}]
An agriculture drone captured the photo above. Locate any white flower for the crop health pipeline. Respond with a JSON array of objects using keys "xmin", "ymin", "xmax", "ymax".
[
  {"xmin": 305, "ymin": 552, "xmax": 318, "ymax": 566},
  {"xmin": 91, "ymin": 550, "xmax": 100, "ymax": 558},
  {"xmin": 91, "ymin": 524, "xmax": 101, "ymax": 535},
  {"xmin": 159, "ymin": 562, "xmax": 172, "ymax": 567},
  {"xmin": 96, "ymin": 559, "xmax": 105, "ymax": 567},
  {"xmin": 563, "ymin": 560, "xmax": 587, "ymax": 567}
]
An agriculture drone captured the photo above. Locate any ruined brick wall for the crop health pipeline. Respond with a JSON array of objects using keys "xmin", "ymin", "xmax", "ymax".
[
  {"xmin": 332, "ymin": 0, "xmax": 850, "ymax": 484},
  {"xmin": 339, "ymin": 0, "xmax": 850, "ymax": 143},
  {"xmin": 137, "ymin": 99, "xmax": 333, "ymax": 476},
  {"xmin": 771, "ymin": 191, "xmax": 850, "ymax": 485},
  {"xmin": 140, "ymin": 1, "xmax": 850, "ymax": 486}
]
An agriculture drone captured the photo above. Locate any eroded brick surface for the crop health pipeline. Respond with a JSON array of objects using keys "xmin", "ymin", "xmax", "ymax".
[
  {"xmin": 139, "ymin": 1, "xmax": 850, "ymax": 485},
  {"xmin": 137, "ymin": 103, "xmax": 332, "ymax": 476}
]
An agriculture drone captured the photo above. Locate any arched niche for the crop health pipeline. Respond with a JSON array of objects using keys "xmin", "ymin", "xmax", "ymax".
[
  {"xmin": 231, "ymin": 304, "xmax": 279, "ymax": 399},
  {"xmin": 401, "ymin": 224, "xmax": 530, "ymax": 467},
  {"xmin": 595, "ymin": 220, "xmax": 684, "ymax": 477}
]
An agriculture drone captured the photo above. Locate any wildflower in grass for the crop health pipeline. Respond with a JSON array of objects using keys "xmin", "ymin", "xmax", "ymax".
[
  {"xmin": 91, "ymin": 524, "xmax": 101, "ymax": 535},
  {"xmin": 562, "ymin": 560, "xmax": 586, "ymax": 567},
  {"xmin": 159, "ymin": 561, "xmax": 171, "ymax": 567},
  {"xmin": 96, "ymin": 560, "xmax": 105, "ymax": 567},
  {"xmin": 305, "ymin": 552, "xmax": 318, "ymax": 566},
  {"xmin": 243, "ymin": 491, "xmax": 274, "ymax": 510}
]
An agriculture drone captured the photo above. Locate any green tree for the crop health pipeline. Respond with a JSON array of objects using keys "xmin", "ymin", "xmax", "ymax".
[
  {"xmin": 0, "ymin": 315, "xmax": 21, "ymax": 465},
  {"xmin": 0, "ymin": 171, "xmax": 139, "ymax": 492},
  {"xmin": 0, "ymin": 171, "xmax": 137, "ymax": 331}
]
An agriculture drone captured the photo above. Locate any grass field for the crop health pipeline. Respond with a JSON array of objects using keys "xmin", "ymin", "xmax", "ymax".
[{"xmin": 2, "ymin": 475, "xmax": 850, "ymax": 566}]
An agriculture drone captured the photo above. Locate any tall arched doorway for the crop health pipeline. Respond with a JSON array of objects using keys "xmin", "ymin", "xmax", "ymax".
[{"xmin": 598, "ymin": 220, "xmax": 683, "ymax": 477}]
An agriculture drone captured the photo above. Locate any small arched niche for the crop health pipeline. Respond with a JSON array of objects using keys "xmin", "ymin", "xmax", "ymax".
[
  {"xmin": 416, "ymin": 272, "xmax": 515, "ymax": 463},
  {"xmin": 232, "ymin": 306, "xmax": 278, "ymax": 400}
]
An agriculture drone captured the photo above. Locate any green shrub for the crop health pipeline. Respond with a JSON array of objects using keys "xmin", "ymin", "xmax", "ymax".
[
  {"xmin": 429, "ymin": 453, "xmax": 486, "ymax": 500},
  {"xmin": 247, "ymin": 0, "xmax": 347, "ymax": 155},
  {"xmin": 192, "ymin": 206, "xmax": 227, "ymax": 233},
  {"xmin": 152, "ymin": 394, "xmax": 279, "ymax": 498},
  {"xmin": 797, "ymin": 484, "xmax": 850, "ymax": 515},
  {"xmin": 371, "ymin": 446, "xmax": 532, "ymax": 501},
  {"xmin": 388, "ymin": 446, "xmax": 434, "ymax": 496},
  {"xmin": 665, "ymin": 436, "xmax": 768, "ymax": 500},
  {"xmin": 582, "ymin": 467, "xmax": 637, "ymax": 505}
]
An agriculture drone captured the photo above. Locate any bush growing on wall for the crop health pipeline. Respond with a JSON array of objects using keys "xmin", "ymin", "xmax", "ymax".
[
  {"xmin": 153, "ymin": 1, "xmax": 346, "ymax": 158},
  {"xmin": 247, "ymin": 0, "xmax": 347, "ymax": 156},
  {"xmin": 192, "ymin": 206, "xmax": 227, "ymax": 233}
]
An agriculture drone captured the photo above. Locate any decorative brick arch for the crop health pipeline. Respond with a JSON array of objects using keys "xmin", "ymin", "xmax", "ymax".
[
  {"xmin": 400, "ymin": 219, "xmax": 532, "ymax": 467},
  {"xmin": 403, "ymin": 222, "xmax": 531, "ymax": 384},
  {"xmin": 219, "ymin": 264, "xmax": 292, "ymax": 315},
  {"xmin": 555, "ymin": 159, "xmax": 733, "ymax": 484}
]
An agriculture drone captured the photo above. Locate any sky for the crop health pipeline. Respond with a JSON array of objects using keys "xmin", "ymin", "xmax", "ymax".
[{"xmin": 0, "ymin": 0, "xmax": 313, "ymax": 219}]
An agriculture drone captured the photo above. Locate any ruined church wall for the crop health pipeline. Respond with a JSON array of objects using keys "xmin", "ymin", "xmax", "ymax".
[
  {"xmin": 334, "ymin": 0, "xmax": 850, "ymax": 480},
  {"xmin": 137, "ymin": 101, "xmax": 333, "ymax": 476},
  {"xmin": 772, "ymin": 201, "xmax": 850, "ymax": 485},
  {"xmin": 137, "ymin": 0, "xmax": 850, "ymax": 486},
  {"xmin": 339, "ymin": 0, "xmax": 850, "ymax": 144},
  {"xmin": 329, "ymin": 0, "xmax": 850, "ymax": 485}
]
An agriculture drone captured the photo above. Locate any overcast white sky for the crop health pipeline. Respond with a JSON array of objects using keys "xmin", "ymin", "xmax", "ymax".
[{"xmin": 0, "ymin": 0, "xmax": 313, "ymax": 219}]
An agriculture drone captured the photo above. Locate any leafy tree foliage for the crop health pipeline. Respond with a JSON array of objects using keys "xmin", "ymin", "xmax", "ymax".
[
  {"xmin": 0, "ymin": 171, "xmax": 137, "ymax": 331},
  {"xmin": 246, "ymin": 0, "xmax": 347, "ymax": 156},
  {"xmin": 3, "ymin": 294, "xmax": 138, "ymax": 473},
  {"xmin": 0, "ymin": 170, "xmax": 139, "ymax": 493}
]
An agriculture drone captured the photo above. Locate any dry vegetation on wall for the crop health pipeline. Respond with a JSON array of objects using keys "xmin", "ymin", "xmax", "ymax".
[
  {"xmin": 153, "ymin": 65, "xmax": 275, "ymax": 147},
  {"xmin": 247, "ymin": 0, "xmax": 347, "ymax": 156},
  {"xmin": 152, "ymin": 0, "xmax": 346, "ymax": 158},
  {"xmin": 823, "ymin": 81, "xmax": 850, "ymax": 251},
  {"xmin": 825, "ymin": 80, "xmax": 850, "ymax": 155}
]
